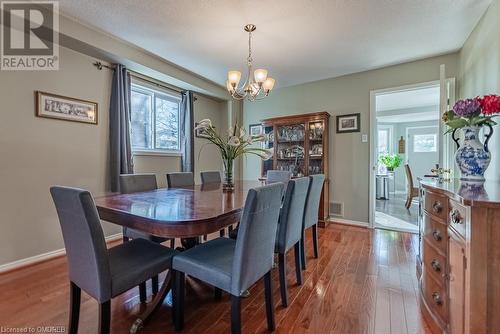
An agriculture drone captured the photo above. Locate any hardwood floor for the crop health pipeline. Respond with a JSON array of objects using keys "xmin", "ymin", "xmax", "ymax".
[{"xmin": 0, "ymin": 224, "xmax": 431, "ymax": 333}]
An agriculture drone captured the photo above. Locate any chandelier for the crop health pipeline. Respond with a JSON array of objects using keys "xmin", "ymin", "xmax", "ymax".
[{"xmin": 226, "ymin": 24, "xmax": 276, "ymax": 101}]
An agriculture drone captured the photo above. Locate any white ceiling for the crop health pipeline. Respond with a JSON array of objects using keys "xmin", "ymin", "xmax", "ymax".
[
  {"xmin": 376, "ymin": 85, "xmax": 440, "ymax": 111},
  {"xmin": 59, "ymin": 0, "xmax": 491, "ymax": 88}
]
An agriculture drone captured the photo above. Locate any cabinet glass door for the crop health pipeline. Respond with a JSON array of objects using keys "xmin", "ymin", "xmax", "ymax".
[
  {"xmin": 276, "ymin": 123, "xmax": 305, "ymax": 177},
  {"xmin": 308, "ymin": 121, "xmax": 324, "ymax": 175}
]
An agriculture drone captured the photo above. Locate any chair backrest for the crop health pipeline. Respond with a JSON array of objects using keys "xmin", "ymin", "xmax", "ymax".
[
  {"xmin": 303, "ymin": 174, "xmax": 325, "ymax": 229},
  {"xmin": 231, "ymin": 182, "xmax": 284, "ymax": 296},
  {"xmin": 166, "ymin": 172, "xmax": 194, "ymax": 188},
  {"xmin": 119, "ymin": 173, "xmax": 157, "ymax": 194},
  {"xmin": 50, "ymin": 186, "xmax": 111, "ymax": 302},
  {"xmin": 405, "ymin": 164, "xmax": 414, "ymax": 190},
  {"xmin": 200, "ymin": 171, "xmax": 221, "ymax": 184},
  {"xmin": 266, "ymin": 170, "xmax": 292, "ymax": 184},
  {"xmin": 276, "ymin": 177, "xmax": 310, "ymax": 253}
]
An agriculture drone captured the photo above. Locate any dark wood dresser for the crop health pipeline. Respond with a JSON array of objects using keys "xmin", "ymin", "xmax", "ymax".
[{"xmin": 417, "ymin": 179, "xmax": 500, "ymax": 334}]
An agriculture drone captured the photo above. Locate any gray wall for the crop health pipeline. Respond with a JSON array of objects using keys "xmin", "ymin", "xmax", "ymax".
[
  {"xmin": 242, "ymin": 53, "xmax": 458, "ymax": 224},
  {"xmin": 458, "ymin": 0, "xmax": 500, "ymax": 180}
]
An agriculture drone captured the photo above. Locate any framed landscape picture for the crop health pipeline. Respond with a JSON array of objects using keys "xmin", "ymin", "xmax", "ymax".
[
  {"xmin": 36, "ymin": 91, "xmax": 98, "ymax": 125},
  {"xmin": 336, "ymin": 113, "xmax": 360, "ymax": 133},
  {"xmin": 249, "ymin": 123, "xmax": 263, "ymax": 137}
]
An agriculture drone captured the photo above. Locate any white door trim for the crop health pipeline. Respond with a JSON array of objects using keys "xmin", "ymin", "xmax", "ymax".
[{"xmin": 369, "ymin": 80, "xmax": 440, "ymax": 229}]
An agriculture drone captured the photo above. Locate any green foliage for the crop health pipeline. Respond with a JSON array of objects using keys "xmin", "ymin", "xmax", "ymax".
[{"xmin": 379, "ymin": 154, "xmax": 403, "ymax": 170}]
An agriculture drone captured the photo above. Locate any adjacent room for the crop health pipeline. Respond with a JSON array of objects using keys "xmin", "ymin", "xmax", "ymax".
[{"xmin": 1, "ymin": 1, "xmax": 500, "ymax": 334}]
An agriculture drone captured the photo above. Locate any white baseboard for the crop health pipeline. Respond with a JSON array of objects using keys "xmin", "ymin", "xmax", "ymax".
[
  {"xmin": 329, "ymin": 217, "xmax": 369, "ymax": 228},
  {"xmin": 0, "ymin": 233, "xmax": 123, "ymax": 274}
]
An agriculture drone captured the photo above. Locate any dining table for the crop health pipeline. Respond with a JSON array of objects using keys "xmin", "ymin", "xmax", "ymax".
[{"xmin": 94, "ymin": 180, "xmax": 262, "ymax": 333}]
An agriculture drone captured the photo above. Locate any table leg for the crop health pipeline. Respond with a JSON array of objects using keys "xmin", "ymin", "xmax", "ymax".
[{"xmin": 130, "ymin": 270, "xmax": 172, "ymax": 334}]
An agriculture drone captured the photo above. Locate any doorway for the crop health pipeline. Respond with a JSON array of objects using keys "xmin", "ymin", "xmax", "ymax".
[{"xmin": 371, "ymin": 82, "xmax": 441, "ymax": 233}]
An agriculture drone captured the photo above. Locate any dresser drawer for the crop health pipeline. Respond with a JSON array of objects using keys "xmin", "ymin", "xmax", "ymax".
[
  {"xmin": 423, "ymin": 190, "xmax": 448, "ymax": 221},
  {"xmin": 449, "ymin": 199, "xmax": 467, "ymax": 240},
  {"xmin": 422, "ymin": 213, "xmax": 447, "ymax": 255},
  {"xmin": 422, "ymin": 238, "xmax": 447, "ymax": 284},
  {"xmin": 421, "ymin": 267, "xmax": 448, "ymax": 322}
]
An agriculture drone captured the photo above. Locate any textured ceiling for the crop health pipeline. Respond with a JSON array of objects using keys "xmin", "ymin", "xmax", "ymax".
[{"xmin": 59, "ymin": 0, "xmax": 491, "ymax": 88}]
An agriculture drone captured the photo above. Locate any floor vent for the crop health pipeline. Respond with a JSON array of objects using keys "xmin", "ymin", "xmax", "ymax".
[{"xmin": 330, "ymin": 201, "xmax": 344, "ymax": 217}]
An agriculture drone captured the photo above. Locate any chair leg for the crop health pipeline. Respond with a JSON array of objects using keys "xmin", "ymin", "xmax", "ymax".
[
  {"xmin": 69, "ymin": 282, "xmax": 81, "ymax": 334},
  {"xmin": 98, "ymin": 300, "xmax": 111, "ymax": 334},
  {"xmin": 139, "ymin": 282, "xmax": 147, "ymax": 303},
  {"xmin": 152, "ymin": 275, "xmax": 159, "ymax": 295},
  {"xmin": 122, "ymin": 236, "xmax": 129, "ymax": 243},
  {"xmin": 203, "ymin": 234, "xmax": 208, "ymax": 241},
  {"xmin": 228, "ymin": 225, "xmax": 234, "ymax": 233},
  {"xmin": 278, "ymin": 253, "xmax": 288, "ymax": 307},
  {"xmin": 264, "ymin": 271, "xmax": 275, "ymax": 331},
  {"xmin": 170, "ymin": 239, "xmax": 175, "ymax": 249},
  {"xmin": 219, "ymin": 229, "xmax": 225, "ymax": 237},
  {"xmin": 300, "ymin": 231, "xmax": 306, "ymax": 270},
  {"xmin": 294, "ymin": 242, "xmax": 303, "ymax": 285},
  {"xmin": 312, "ymin": 224, "xmax": 319, "ymax": 259},
  {"xmin": 214, "ymin": 287, "xmax": 222, "ymax": 301},
  {"xmin": 173, "ymin": 271, "xmax": 185, "ymax": 331},
  {"xmin": 231, "ymin": 295, "xmax": 241, "ymax": 334}
]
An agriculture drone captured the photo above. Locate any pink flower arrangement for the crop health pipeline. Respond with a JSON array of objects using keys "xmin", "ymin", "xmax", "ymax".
[{"xmin": 479, "ymin": 95, "xmax": 500, "ymax": 115}]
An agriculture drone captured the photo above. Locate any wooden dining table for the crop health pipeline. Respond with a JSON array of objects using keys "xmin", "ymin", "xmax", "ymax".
[{"xmin": 94, "ymin": 180, "xmax": 262, "ymax": 333}]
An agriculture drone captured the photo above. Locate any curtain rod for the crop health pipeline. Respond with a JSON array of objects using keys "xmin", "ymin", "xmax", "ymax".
[{"xmin": 92, "ymin": 61, "xmax": 195, "ymax": 99}]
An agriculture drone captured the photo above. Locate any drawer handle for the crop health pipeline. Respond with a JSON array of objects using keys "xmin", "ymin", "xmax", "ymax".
[
  {"xmin": 450, "ymin": 209, "xmax": 463, "ymax": 225},
  {"xmin": 431, "ymin": 259, "xmax": 441, "ymax": 272},
  {"xmin": 432, "ymin": 230, "xmax": 442, "ymax": 241},
  {"xmin": 432, "ymin": 201, "xmax": 443, "ymax": 213},
  {"xmin": 432, "ymin": 292, "xmax": 443, "ymax": 306}
]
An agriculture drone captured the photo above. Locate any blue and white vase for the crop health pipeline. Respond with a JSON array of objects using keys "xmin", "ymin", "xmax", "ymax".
[{"xmin": 455, "ymin": 126, "xmax": 492, "ymax": 181}]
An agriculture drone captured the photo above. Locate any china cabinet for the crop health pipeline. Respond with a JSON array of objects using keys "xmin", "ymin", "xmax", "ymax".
[{"xmin": 260, "ymin": 112, "xmax": 330, "ymax": 226}]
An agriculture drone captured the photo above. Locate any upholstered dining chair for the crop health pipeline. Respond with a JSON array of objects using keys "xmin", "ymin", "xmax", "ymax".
[
  {"xmin": 266, "ymin": 170, "xmax": 292, "ymax": 185},
  {"xmin": 172, "ymin": 183, "xmax": 284, "ymax": 334},
  {"xmin": 275, "ymin": 177, "xmax": 310, "ymax": 307},
  {"xmin": 200, "ymin": 170, "xmax": 221, "ymax": 184},
  {"xmin": 166, "ymin": 172, "xmax": 195, "ymax": 188},
  {"xmin": 50, "ymin": 186, "xmax": 177, "ymax": 334},
  {"xmin": 405, "ymin": 164, "xmax": 419, "ymax": 209},
  {"xmin": 300, "ymin": 174, "xmax": 325, "ymax": 270},
  {"xmin": 120, "ymin": 173, "xmax": 174, "ymax": 301}
]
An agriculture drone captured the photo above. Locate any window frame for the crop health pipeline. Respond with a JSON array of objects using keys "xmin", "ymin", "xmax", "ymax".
[
  {"xmin": 377, "ymin": 124, "xmax": 393, "ymax": 155},
  {"xmin": 130, "ymin": 82, "xmax": 182, "ymax": 156}
]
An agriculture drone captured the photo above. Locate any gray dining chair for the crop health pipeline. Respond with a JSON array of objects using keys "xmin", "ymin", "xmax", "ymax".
[
  {"xmin": 275, "ymin": 177, "xmax": 310, "ymax": 307},
  {"xmin": 50, "ymin": 186, "xmax": 177, "ymax": 334},
  {"xmin": 300, "ymin": 174, "xmax": 325, "ymax": 270},
  {"xmin": 166, "ymin": 172, "xmax": 195, "ymax": 188},
  {"xmin": 172, "ymin": 183, "xmax": 284, "ymax": 334},
  {"xmin": 266, "ymin": 170, "xmax": 292, "ymax": 185},
  {"xmin": 200, "ymin": 170, "xmax": 231, "ymax": 237},
  {"xmin": 200, "ymin": 170, "xmax": 221, "ymax": 184},
  {"xmin": 120, "ymin": 173, "xmax": 174, "ymax": 301}
]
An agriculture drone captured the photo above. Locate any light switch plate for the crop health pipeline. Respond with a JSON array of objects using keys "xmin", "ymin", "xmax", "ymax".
[{"xmin": 362, "ymin": 134, "xmax": 368, "ymax": 142}]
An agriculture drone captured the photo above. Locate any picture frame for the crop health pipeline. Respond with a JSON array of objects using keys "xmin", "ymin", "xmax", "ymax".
[
  {"xmin": 195, "ymin": 122, "xmax": 212, "ymax": 138},
  {"xmin": 248, "ymin": 123, "xmax": 263, "ymax": 137},
  {"xmin": 35, "ymin": 91, "xmax": 98, "ymax": 125},
  {"xmin": 336, "ymin": 113, "xmax": 360, "ymax": 133}
]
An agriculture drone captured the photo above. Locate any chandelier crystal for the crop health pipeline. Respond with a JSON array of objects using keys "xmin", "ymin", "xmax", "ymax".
[{"xmin": 226, "ymin": 24, "xmax": 275, "ymax": 101}]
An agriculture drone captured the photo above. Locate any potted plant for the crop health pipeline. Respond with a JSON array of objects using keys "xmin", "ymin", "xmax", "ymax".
[
  {"xmin": 442, "ymin": 94, "xmax": 500, "ymax": 181},
  {"xmin": 195, "ymin": 119, "xmax": 273, "ymax": 190},
  {"xmin": 379, "ymin": 153, "xmax": 403, "ymax": 172}
]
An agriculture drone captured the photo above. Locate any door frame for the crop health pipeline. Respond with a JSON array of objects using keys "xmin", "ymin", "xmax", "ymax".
[{"xmin": 369, "ymin": 80, "xmax": 444, "ymax": 229}]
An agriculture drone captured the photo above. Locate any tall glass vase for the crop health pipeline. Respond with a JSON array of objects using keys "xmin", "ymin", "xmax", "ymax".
[{"xmin": 223, "ymin": 158, "xmax": 235, "ymax": 191}]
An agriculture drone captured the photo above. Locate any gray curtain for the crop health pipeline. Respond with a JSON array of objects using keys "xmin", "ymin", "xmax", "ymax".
[
  {"xmin": 109, "ymin": 64, "xmax": 133, "ymax": 192},
  {"xmin": 180, "ymin": 91, "xmax": 194, "ymax": 172}
]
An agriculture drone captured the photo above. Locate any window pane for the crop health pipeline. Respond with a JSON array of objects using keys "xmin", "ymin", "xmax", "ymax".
[
  {"xmin": 378, "ymin": 129, "xmax": 389, "ymax": 154},
  {"xmin": 131, "ymin": 89, "xmax": 152, "ymax": 150},
  {"xmin": 155, "ymin": 96, "xmax": 179, "ymax": 150},
  {"xmin": 414, "ymin": 134, "xmax": 437, "ymax": 152}
]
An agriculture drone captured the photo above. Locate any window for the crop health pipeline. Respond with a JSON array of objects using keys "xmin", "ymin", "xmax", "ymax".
[
  {"xmin": 130, "ymin": 83, "xmax": 180, "ymax": 152},
  {"xmin": 377, "ymin": 125, "xmax": 393, "ymax": 155},
  {"xmin": 413, "ymin": 134, "xmax": 437, "ymax": 152}
]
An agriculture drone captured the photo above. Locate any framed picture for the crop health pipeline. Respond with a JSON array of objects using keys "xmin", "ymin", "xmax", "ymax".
[
  {"xmin": 36, "ymin": 91, "xmax": 98, "ymax": 125},
  {"xmin": 336, "ymin": 113, "xmax": 360, "ymax": 133},
  {"xmin": 195, "ymin": 122, "xmax": 212, "ymax": 138},
  {"xmin": 249, "ymin": 124, "xmax": 263, "ymax": 137}
]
